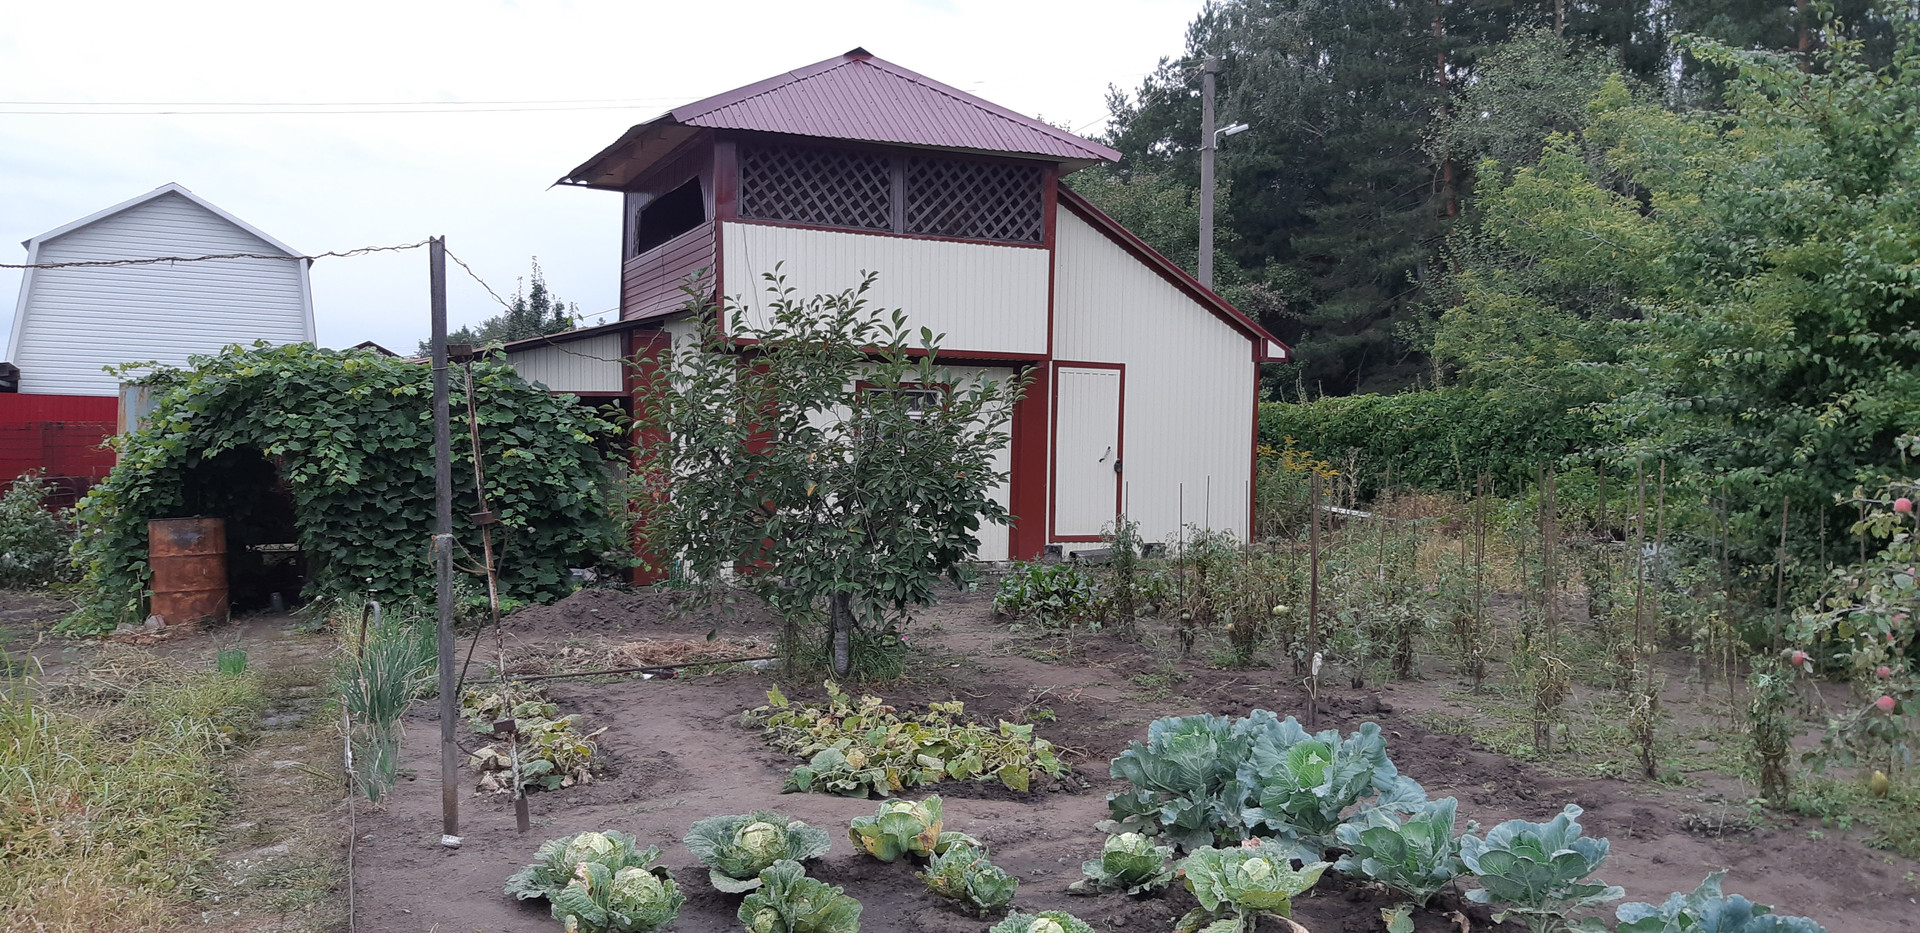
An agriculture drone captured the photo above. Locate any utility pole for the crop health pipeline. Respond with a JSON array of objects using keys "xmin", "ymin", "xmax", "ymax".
[
  {"xmin": 1199, "ymin": 57, "xmax": 1218, "ymax": 291},
  {"xmin": 430, "ymin": 235, "xmax": 460, "ymax": 846}
]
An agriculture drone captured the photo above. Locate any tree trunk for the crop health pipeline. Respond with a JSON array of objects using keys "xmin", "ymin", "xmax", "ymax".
[{"xmin": 829, "ymin": 592, "xmax": 854, "ymax": 679}]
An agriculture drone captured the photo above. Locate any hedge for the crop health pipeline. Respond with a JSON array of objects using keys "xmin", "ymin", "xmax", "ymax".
[{"xmin": 1257, "ymin": 388, "xmax": 1599, "ymax": 499}]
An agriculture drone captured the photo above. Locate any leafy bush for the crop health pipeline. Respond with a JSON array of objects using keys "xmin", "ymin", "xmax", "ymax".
[
  {"xmin": 1258, "ymin": 389, "xmax": 1597, "ymax": 498},
  {"xmin": 738, "ymin": 860, "xmax": 863, "ymax": 933},
  {"xmin": 1333, "ymin": 796, "xmax": 1469, "ymax": 908},
  {"xmin": 1610, "ymin": 872, "xmax": 1828, "ymax": 933},
  {"xmin": 755, "ymin": 684, "xmax": 1066, "ymax": 797},
  {"xmin": 994, "ymin": 561, "xmax": 1097, "ymax": 628},
  {"xmin": 0, "ymin": 471, "xmax": 75, "ymax": 589},
  {"xmin": 69, "ymin": 343, "xmax": 619, "ymax": 631},
  {"xmin": 550, "ymin": 859, "xmax": 684, "ymax": 933},
  {"xmin": 505, "ymin": 832, "xmax": 664, "ymax": 904},
  {"xmin": 683, "ymin": 811, "xmax": 832, "ymax": 893},
  {"xmin": 1068, "ymin": 831, "xmax": 1176, "ymax": 896},
  {"xmin": 920, "ymin": 840, "xmax": 1018, "ymax": 915},
  {"xmin": 1103, "ymin": 710, "xmax": 1420, "ymax": 853},
  {"xmin": 1458, "ymin": 805, "xmax": 1622, "ymax": 933},
  {"xmin": 991, "ymin": 910, "xmax": 1097, "ymax": 933},
  {"xmin": 847, "ymin": 796, "xmax": 944, "ymax": 863},
  {"xmin": 1175, "ymin": 842, "xmax": 1328, "ymax": 933}
]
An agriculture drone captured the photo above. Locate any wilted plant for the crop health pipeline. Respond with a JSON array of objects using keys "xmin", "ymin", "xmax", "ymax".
[
  {"xmin": 1175, "ymin": 842, "xmax": 1328, "ymax": 933},
  {"xmin": 549, "ymin": 858, "xmax": 684, "ymax": 933},
  {"xmin": 506, "ymin": 831, "xmax": 666, "ymax": 904},
  {"xmin": 1333, "ymin": 796, "xmax": 1468, "ymax": 908},
  {"xmin": 1746, "ymin": 661, "xmax": 1797, "ymax": 805},
  {"xmin": 920, "ymin": 840, "xmax": 1018, "ymax": 915},
  {"xmin": 683, "ymin": 811, "xmax": 832, "ymax": 893},
  {"xmin": 847, "ymin": 796, "xmax": 944, "ymax": 862},
  {"xmin": 738, "ymin": 860, "xmax": 863, "ymax": 933},
  {"xmin": 1068, "ymin": 831, "xmax": 1176, "ymax": 896},
  {"xmin": 463, "ymin": 682, "xmax": 605, "ymax": 794},
  {"xmin": 1457, "ymin": 805, "xmax": 1623, "ymax": 933},
  {"xmin": 1607, "ymin": 871, "xmax": 1829, "ymax": 933},
  {"xmin": 991, "ymin": 910, "xmax": 1097, "ymax": 933}
]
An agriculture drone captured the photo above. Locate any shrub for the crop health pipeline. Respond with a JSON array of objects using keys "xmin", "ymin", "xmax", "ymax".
[
  {"xmin": 0, "ymin": 471, "xmax": 76, "ymax": 589},
  {"xmin": 1258, "ymin": 389, "xmax": 1597, "ymax": 498}
]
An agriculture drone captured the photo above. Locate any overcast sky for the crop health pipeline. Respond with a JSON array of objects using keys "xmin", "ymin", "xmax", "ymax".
[{"xmin": 0, "ymin": 0, "xmax": 1204, "ymax": 356}]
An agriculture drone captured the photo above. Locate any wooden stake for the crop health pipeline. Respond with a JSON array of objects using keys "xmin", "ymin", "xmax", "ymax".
[
  {"xmin": 1308, "ymin": 471, "xmax": 1322, "ymax": 728},
  {"xmin": 429, "ymin": 236, "xmax": 459, "ymax": 844}
]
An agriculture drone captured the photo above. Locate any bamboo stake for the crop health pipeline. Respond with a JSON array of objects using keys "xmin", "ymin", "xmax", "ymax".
[
  {"xmin": 1775, "ymin": 495, "xmax": 1790, "ymax": 653},
  {"xmin": 1654, "ymin": 461, "xmax": 1667, "ymax": 642},
  {"xmin": 1308, "ymin": 471, "xmax": 1322, "ymax": 729}
]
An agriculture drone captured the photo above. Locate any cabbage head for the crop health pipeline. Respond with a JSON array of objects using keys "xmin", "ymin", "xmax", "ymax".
[
  {"xmin": 847, "ymin": 795, "xmax": 943, "ymax": 862},
  {"xmin": 550, "ymin": 859, "xmax": 684, "ymax": 933},
  {"xmin": 1068, "ymin": 832, "xmax": 1176, "ymax": 896},
  {"xmin": 1458, "ymin": 805, "xmax": 1622, "ymax": 933},
  {"xmin": 919, "ymin": 841, "xmax": 1018, "ymax": 915},
  {"xmin": 737, "ymin": 860, "xmax": 863, "ymax": 933},
  {"xmin": 1176, "ymin": 842, "xmax": 1328, "ymax": 931},
  {"xmin": 506, "ymin": 830, "xmax": 660, "ymax": 903},
  {"xmin": 989, "ymin": 909, "xmax": 1097, "ymax": 933},
  {"xmin": 684, "ymin": 811, "xmax": 833, "ymax": 893},
  {"xmin": 1332, "ymin": 796, "xmax": 1467, "ymax": 907}
]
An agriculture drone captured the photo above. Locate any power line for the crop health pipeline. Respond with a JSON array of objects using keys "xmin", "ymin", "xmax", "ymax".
[
  {"xmin": 0, "ymin": 103, "xmax": 681, "ymax": 116},
  {"xmin": 0, "ymin": 96, "xmax": 690, "ymax": 106},
  {"xmin": 0, "ymin": 240, "xmax": 430, "ymax": 270}
]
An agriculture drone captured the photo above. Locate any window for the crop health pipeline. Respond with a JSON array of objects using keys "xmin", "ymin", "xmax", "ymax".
[
  {"xmin": 633, "ymin": 179, "xmax": 706, "ymax": 255},
  {"xmin": 739, "ymin": 144, "xmax": 1044, "ymax": 244}
]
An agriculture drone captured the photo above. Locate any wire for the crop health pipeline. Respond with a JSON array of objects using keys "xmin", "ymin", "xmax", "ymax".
[
  {"xmin": 0, "ymin": 103, "xmax": 681, "ymax": 116},
  {"xmin": 442, "ymin": 247, "xmax": 638, "ymax": 365},
  {"xmin": 1, "ymin": 239, "xmax": 430, "ymax": 270},
  {"xmin": 0, "ymin": 96, "xmax": 689, "ymax": 106}
]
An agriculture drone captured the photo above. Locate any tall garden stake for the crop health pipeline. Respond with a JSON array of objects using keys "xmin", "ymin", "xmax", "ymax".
[
  {"xmin": 463, "ymin": 361, "xmax": 529, "ymax": 833},
  {"xmin": 429, "ymin": 235, "xmax": 459, "ymax": 845},
  {"xmin": 1307, "ymin": 471, "xmax": 1321, "ymax": 729}
]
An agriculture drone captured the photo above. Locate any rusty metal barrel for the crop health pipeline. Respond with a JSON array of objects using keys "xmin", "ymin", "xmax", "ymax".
[{"xmin": 148, "ymin": 517, "xmax": 229, "ymax": 625}]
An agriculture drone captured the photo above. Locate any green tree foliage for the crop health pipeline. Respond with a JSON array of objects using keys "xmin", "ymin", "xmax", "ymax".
[
  {"xmin": 417, "ymin": 258, "xmax": 578, "ymax": 355},
  {"xmin": 1436, "ymin": 13, "xmax": 1920, "ymax": 565},
  {"xmin": 632, "ymin": 275, "xmax": 1022, "ymax": 677},
  {"xmin": 0, "ymin": 472, "xmax": 76, "ymax": 588},
  {"xmin": 71, "ymin": 343, "xmax": 619, "ymax": 630}
]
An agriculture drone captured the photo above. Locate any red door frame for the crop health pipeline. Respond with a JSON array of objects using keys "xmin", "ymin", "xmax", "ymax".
[{"xmin": 1047, "ymin": 361, "xmax": 1125, "ymax": 543}]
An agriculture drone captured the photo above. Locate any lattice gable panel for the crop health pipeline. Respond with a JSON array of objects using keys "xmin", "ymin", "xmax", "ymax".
[
  {"xmin": 905, "ymin": 158, "xmax": 1043, "ymax": 244},
  {"xmin": 739, "ymin": 145, "xmax": 891, "ymax": 231}
]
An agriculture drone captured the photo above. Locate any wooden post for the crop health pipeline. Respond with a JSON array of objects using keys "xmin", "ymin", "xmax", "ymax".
[
  {"xmin": 1543, "ymin": 467, "xmax": 1558, "ymax": 653},
  {"xmin": 1775, "ymin": 495, "xmax": 1791, "ymax": 651},
  {"xmin": 1307, "ymin": 471, "xmax": 1322, "ymax": 729},
  {"xmin": 429, "ymin": 236, "xmax": 459, "ymax": 844},
  {"xmin": 1653, "ymin": 461, "xmax": 1666, "ymax": 642}
]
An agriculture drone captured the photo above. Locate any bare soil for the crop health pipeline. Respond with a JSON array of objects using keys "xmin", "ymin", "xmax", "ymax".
[{"xmin": 348, "ymin": 586, "xmax": 1920, "ymax": 933}]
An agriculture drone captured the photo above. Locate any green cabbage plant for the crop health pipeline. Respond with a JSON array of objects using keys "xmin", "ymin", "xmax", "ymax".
[
  {"xmin": 684, "ymin": 811, "xmax": 833, "ymax": 893},
  {"xmin": 549, "ymin": 859, "xmax": 684, "ymax": 933},
  {"xmin": 1332, "ymin": 796, "xmax": 1469, "ymax": 907},
  {"xmin": 1068, "ymin": 832, "xmax": 1176, "ymax": 896},
  {"xmin": 920, "ymin": 840, "xmax": 1018, "ymax": 915},
  {"xmin": 737, "ymin": 860, "xmax": 863, "ymax": 933},
  {"xmin": 990, "ymin": 910, "xmax": 1098, "ymax": 933},
  {"xmin": 1174, "ymin": 842, "xmax": 1328, "ymax": 933},
  {"xmin": 847, "ymin": 796, "xmax": 943, "ymax": 862},
  {"xmin": 506, "ymin": 831, "xmax": 662, "ymax": 903},
  {"xmin": 1604, "ymin": 872, "xmax": 1828, "ymax": 933},
  {"xmin": 1457, "ymin": 805, "xmax": 1623, "ymax": 933},
  {"xmin": 1234, "ymin": 720, "xmax": 1422, "ymax": 851},
  {"xmin": 1104, "ymin": 714, "xmax": 1254, "ymax": 851}
]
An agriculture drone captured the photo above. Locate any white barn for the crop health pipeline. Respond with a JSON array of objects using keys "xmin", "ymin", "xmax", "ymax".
[
  {"xmin": 6, "ymin": 183, "xmax": 315, "ymax": 397},
  {"xmin": 507, "ymin": 50, "xmax": 1289, "ymax": 572}
]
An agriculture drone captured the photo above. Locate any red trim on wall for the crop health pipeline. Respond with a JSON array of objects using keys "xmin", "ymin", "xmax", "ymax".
[
  {"xmin": 1047, "ymin": 361, "xmax": 1125, "ymax": 544},
  {"xmin": 1007, "ymin": 362, "xmax": 1049, "ymax": 561},
  {"xmin": 1249, "ymin": 369, "xmax": 1261, "ymax": 541},
  {"xmin": 627, "ymin": 328, "xmax": 673, "ymax": 584}
]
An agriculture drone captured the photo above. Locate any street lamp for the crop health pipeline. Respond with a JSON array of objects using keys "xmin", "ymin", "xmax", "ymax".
[{"xmin": 1198, "ymin": 59, "xmax": 1248, "ymax": 290}]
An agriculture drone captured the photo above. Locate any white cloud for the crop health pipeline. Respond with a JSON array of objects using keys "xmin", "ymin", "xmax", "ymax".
[{"xmin": 2, "ymin": 0, "xmax": 1200, "ymax": 355}]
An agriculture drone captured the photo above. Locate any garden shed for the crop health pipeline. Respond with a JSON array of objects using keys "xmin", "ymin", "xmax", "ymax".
[{"xmin": 515, "ymin": 49, "xmax": 1289, "ymax": 567}]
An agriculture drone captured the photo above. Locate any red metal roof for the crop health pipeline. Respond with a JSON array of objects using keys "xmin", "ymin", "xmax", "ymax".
[{"xmin": 561, "ymin": 49, "xmax": 1119, "ymax": 188}]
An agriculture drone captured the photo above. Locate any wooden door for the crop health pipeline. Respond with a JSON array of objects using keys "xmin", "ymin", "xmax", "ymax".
[{"xmin": 1051, "ymin": 364, "xmax": 1123, "ymax": 540}]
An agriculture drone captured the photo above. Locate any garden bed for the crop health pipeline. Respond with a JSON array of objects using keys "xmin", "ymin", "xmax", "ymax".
[{"xmin": 348, "ymin": 586, "xmax": 1918, "ymax": 933}]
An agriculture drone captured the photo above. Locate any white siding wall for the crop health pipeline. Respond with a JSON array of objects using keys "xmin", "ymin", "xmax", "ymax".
[
  {"xmin": 720, "ymin": 222, "xmax": 1048, "ymax": 356},
  {"xmin": 505, "ymin": 333, "xmax": 626, "ymax": 394},
  {"xmin": 1052, "ymin": 209, "xmax": 1254, "ymax": 545},
  {"xmin": 10, "ymin": 192, "xmax": 312, "ymax": 396}
]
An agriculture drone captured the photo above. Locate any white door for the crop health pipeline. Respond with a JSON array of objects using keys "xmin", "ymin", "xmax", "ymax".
[{"xmin": 1053, "ymin": 365, "xmax": 1122, "ymax": 538}]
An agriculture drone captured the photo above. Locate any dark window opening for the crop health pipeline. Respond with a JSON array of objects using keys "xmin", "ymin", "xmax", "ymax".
[{"xmin": 634, "ymin": 179, "xmax": 706, "ymax": 255}]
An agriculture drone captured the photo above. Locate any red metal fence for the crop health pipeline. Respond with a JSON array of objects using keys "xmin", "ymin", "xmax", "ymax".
[{"xmin": 0, "ymin": 394, "xmax": 118, "ymax": 507}]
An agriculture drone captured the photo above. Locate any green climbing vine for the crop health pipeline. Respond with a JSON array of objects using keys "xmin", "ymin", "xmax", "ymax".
[{"xmin": 69, "ymin": 343, "xmax": 621, "ymax": 631}]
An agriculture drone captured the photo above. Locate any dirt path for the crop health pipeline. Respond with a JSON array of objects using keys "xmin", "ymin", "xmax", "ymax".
[{"xmin": 348, "ymin": 587, "xmax": 1920, "ymax": 933}]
